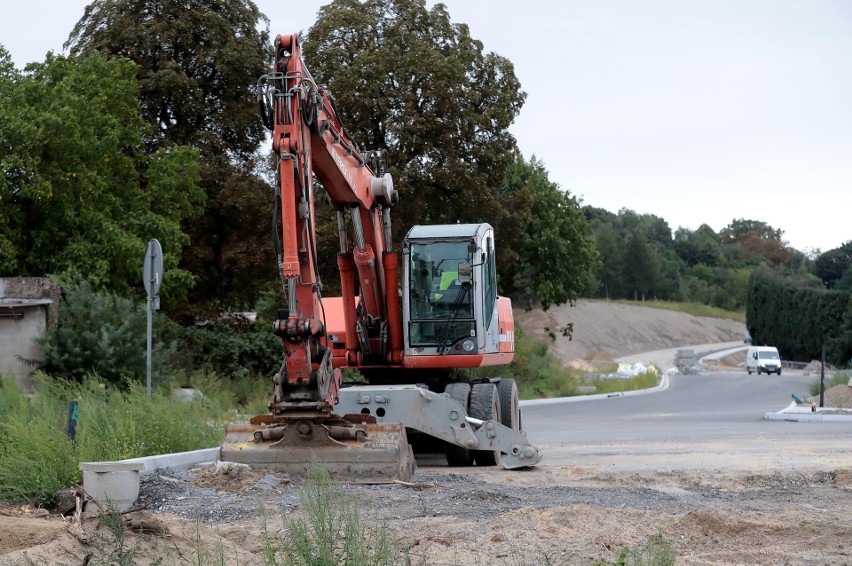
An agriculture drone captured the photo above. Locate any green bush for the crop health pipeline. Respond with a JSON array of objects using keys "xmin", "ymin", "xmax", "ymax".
[
  {"xmin": 594, "ymin": 533, "xmax": 675, "ymax": 566},
  {"xmin": 37, "ymin": 280, "xmax": 174, "ymax": 385},
  {"xmin": 38, "ymin": 281, "xmax": 282, "ymax": 387},
  {"xmin": 172, "ymin": 320, "xmax": 281, "ymax": 379}
]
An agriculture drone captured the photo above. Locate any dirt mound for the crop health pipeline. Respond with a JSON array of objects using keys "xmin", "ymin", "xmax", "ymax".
[
  {"xmin": 0, "ymin": 507, "xmax": 262, "ymax": 565},
  {"xmin": 810, "ymin": 383, "xmax": 852, "ymax": 408},
  {"xmin": 515, "ymin": 300, "xmax": 746, "ymax": 364}
]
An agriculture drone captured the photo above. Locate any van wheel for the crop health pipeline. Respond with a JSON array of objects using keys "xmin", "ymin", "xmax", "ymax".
[
  {"xmin": 747, "ymin": 367, "xmax": 752, "ymax": 375},
  {"xmin": 777, "ymin": 369, "xmax": 782, "ymax": 376}
]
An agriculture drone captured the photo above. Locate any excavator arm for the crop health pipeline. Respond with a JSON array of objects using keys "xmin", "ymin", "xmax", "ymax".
[{"xmin": 261, "ymin": 34, "xmax": 400, "ymax": 416}]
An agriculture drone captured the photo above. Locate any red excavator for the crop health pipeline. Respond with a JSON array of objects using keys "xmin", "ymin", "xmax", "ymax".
[{"xmin": 220, "ymin": 34, "xmax": 541, "ymax": 482}]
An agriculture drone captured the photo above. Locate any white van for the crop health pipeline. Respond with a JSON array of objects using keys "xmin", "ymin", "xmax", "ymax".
[{"xmin": 746, "ymin": 346, "xmax": 782, "ymax": 375}]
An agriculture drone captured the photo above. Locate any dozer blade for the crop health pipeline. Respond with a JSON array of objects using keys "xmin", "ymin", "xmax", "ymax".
[{"xmin": 220, "ymin": 417, "xmax": 415, "ymax": 483}]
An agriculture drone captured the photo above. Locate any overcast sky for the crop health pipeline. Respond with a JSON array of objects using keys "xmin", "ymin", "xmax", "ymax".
[{"xmin": 2, "ymin": 0, "xmax": 850, "ymax": 253}]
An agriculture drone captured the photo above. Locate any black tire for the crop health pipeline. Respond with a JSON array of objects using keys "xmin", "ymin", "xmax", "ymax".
[
  {"xmin": 747, "ymin": 367, "xmax": 752, "ymax": 375},
  {"xmin": 777, "ymin": 369, "xmax": 782, "ymax": 376},
  {"xmin": 469, "ymin": 382, "xmax": 500, "ymax": 466},
  {"xmin": 497, "ymin": 378, "xmax": 520, "ymax": 432},
  {"xmin": 443, "ymin": 383, "xmax": 473, "ymax": 467}
]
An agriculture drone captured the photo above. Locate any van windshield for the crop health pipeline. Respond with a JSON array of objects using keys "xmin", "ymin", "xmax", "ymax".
[{"xmin": 758, "ymin": 351, "xmax": 779, "ymax": 360}]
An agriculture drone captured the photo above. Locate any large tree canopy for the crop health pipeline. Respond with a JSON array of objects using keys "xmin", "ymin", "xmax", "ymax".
[
  {"xmin": 0, "ymin": 48, "xmax": 202, "ymax": 297},
  {"xmin": 0, "ymin": 48, "xmax": 202, "ymax": 299},
  {"xmin": 66, "ymin": 0, "xmax": 269, "ymax": 156},
  {"xmin": 303, "ymin": 0, "xmax": 528, "ymax": 262},
  {"xmin": 67, "ymin": 0, "xmax": 275, "ymax": 319}
]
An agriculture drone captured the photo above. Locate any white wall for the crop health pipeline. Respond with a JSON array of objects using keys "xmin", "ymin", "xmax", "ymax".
[{"xmin": 0, "ymin": 305, "xmax": 47, "ymax": 393}]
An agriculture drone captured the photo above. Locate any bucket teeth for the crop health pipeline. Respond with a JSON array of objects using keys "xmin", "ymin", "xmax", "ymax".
[{"xmin": 220, "ymin": 418, "xmax": 415, "ymax": 484}]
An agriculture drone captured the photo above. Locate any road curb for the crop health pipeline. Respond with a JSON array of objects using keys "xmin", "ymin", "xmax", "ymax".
[
  {"xmin": 764, "ymin": 401, "xmax": 852, "ymax": 422},
  {"xmin": 123, "ymin": 447, "xmax": 220, "ymax": 475}
]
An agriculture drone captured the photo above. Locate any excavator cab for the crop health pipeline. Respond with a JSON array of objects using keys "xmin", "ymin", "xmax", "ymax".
[{"xmin": 401, "ymin": 223, "xmax": 513, "ymax": 368}]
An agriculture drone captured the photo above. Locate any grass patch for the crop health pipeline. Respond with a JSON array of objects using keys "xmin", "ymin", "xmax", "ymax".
[
  {"xmin": 586, "ymin": 370, "xmax": 659, "ymax": 395},
  {"xmin": 809, "ymin": 369, "xmax": 851, "ymax": 397},
  {"xmin": 601, "ymin": 298, "xmax": 745, "ymax": 323},
  {"xmin": 0, "ymin": 371, "xmax": 266, "ymax": 507}
]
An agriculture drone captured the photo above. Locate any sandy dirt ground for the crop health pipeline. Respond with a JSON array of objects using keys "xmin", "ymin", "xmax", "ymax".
[{"xmin": 3, "ymin": 302, "xmax": 851, "ymax": 566}]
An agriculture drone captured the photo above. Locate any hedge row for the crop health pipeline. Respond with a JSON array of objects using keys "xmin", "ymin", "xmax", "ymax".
[{"xmin": 746, "ymin": 271, "xmax": 852, "ymax": 365}]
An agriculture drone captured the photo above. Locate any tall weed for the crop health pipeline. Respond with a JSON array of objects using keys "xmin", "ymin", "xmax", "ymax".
[
  {"xmin": 0, "ymin": 372, "xmax": 226, "ymax": 506},
  {"xmin": 271, "ymin": 462, "xmax": 402, "ymax": 566}
]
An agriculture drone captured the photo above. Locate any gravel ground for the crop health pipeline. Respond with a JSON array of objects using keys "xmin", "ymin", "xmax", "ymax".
[
  {"xmin": 119, "ymin": 460, "xmax": 852, "ymax": 566},
  {"xmin": 136, "ymin": 463, "xmax": 850, "ymax": 525}
]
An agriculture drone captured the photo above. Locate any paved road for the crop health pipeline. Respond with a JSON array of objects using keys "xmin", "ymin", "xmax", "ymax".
[{"xmin": 522, "ymin": 370, "xmax": 852, "ymax": 472}]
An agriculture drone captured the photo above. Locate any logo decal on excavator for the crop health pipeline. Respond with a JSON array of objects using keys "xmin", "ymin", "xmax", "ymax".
[
  {"xmin": 331, "ymin": 143, "xmax": 357, "ymax": 193},
  {"xmin": 499, "ymin": 331, "xmax": 514, "ymax": 343}
]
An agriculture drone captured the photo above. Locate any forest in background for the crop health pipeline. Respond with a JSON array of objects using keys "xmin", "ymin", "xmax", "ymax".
[{"xmin": 1, "ymin": 0, "xmax": 850, "ymax": 377}]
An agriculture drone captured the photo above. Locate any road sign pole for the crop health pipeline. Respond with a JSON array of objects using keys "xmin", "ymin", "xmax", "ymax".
[
  {"xmin": 147, "ymin": 296, "xmax": 153, "ymax": 400},
  {"xmin": 819, "ymin": 344, "xmax": 826, "ymax": 408}
]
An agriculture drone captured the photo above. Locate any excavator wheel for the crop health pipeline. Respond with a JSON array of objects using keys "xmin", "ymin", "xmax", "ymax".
[
  {"xmin": 469, "ymin": 382, "xmax": 501, "ymax": 466},
  {"xmin": 443, "ymin": 383, "xmax": 473, "ymax": 466},
  {"xmin": 498, "ymin": 378, "xmax": 520, "ymax": 432}
]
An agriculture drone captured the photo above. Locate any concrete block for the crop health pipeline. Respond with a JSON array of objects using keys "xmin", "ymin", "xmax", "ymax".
[{"xmin": 79, "ymin": 461, "xmax": 145, "ymax": 511}]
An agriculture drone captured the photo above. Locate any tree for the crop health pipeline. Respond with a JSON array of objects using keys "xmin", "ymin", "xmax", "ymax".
[
  {"xmin": 815, "ymin": 242, "xmax": 852, "ymax": 289},
  {"xmin": 623, "ymin": 232, "xmax": 660, "ymax": 301},
  {"xmin": 501, "ymin": 155, "xmax": 596, "ymax": 310},
  {"xmin": 0, "ymin": 48, "xmax": 202, "ymax": 299},
  {"xmin": 720, "ymin": 218, "xmax": 792, "ymax": 266},
  {"xmin": 67, "ymin": 0, "xmax": 275, "ymax": 318},
  {"xmin": 721, "ymin": 219, "xmax": 784, "ymax": 243},
  {"xmin": 303, "ymin": 0, "xmax": 528, "ymax": 268},
  {"xmin": 591, "ymin": 222, "xmax": 624, "ymax": 300},
  {"xmin": 674, "ymin": 224, "xmax": 722, "ymax": 267}
]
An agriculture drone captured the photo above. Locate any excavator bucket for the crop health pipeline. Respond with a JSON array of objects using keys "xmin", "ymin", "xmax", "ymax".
[{"xmin": 219, "ymin": 415, "xmax": 416, "ymax": 483}]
